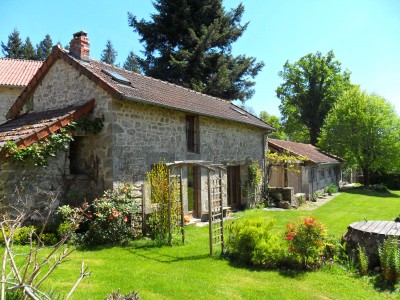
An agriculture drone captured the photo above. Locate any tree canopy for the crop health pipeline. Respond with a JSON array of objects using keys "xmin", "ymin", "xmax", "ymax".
[
  {"xmin": 36, "ymin": 34, "xmax": 53, "ymax": 61},
  {"xmin": 276, "ymin": 50, "xmax": 351, "ymax": 145},
  {"xmin": 259, "ymin": 111, "xmax": 285, "ymax": 140},
  {"xmin": 123, "ymin": 50, "xmax": 140, "ymax": 72},
  {"xmin": 1, "ymin": 28, "xmax": 23, "ymax": 58},
  {"xmin": 21, "ymin": 37, "xmax": 36, "ymax": 60},
  {"xmin": 318, "ymin": 86, "xmax": 400, "ymax": 185},
  {"xmin": 128, "ymin": 0, "xmax": 264, "ymax": 102},
  {"xmin": 101, "ymin": 40, "xmax": 118, "ymax": 65}
]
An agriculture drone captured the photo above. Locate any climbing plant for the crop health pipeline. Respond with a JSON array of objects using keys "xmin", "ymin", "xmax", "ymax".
[
  {"xmin": 146, "ymin": 163, "xmax": 181, "ymax": 245},
  {"xmin": 266, "ymin": 149, "xmax": 307, "ymax": 185},
  {"xmin": 243, "ymin": 163, "xmax": 263, "ymax": 208},
  {"xmin": 2, "ymin": 124, "xmax": 75, "ymax": 166},
  {"xmin": 1, "ymin": 116, "xmax": 104, "ymax": 167}
]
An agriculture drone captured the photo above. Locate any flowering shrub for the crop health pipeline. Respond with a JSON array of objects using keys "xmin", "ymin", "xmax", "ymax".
[
  {"xmin": 285, "ymin": 216, "xmax": 327, "ymax": 267},
  {"xmin": 84, "ymin": 184, "xmax": 140, "ymax": 245}
]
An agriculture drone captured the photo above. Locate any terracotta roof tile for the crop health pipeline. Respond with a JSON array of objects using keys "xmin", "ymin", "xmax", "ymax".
[
  {"xmin": 0, "ymin": 100, "xmax": 94, "ymax": 149},
  {"xmin": 268, "ymin": 139, "xmax": 343, "ymax": 164},
  {"xmin": 7, "ymin": 46, "xmax": 275, "ymax": 131},
  {"xmin": 0, "ymin": 58, "xmax": 42, "ymax": 87}
]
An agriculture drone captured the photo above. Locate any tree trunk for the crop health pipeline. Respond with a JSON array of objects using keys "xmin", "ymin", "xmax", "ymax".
[
  {"xmin": 309, "ymin": 127, "xmax": 318, "ymax": 146},
  {"xmin": 362, "ymin": 167, "xmax": 370, "ymax": 186}
]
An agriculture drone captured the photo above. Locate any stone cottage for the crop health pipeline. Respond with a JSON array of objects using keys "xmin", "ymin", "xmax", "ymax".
[
  {"xmin": 0, "ymin": 31, "xmax": 274, "ymax": 220},
  {"xmin": 0, "ymin": 58, "xmax": 42, "ymax": 124},
  {"xmin": 268, "ymin": 139, "xmax": 343, "ymax": 199}
]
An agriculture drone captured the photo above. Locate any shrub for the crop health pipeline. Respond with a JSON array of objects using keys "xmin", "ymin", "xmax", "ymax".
[
  {"xmin": 324, "ymin": 184, "xmax": 338, "ymax": 195},
  {"xmin": 147, "ymin": 163, "xmax": 181, "ymax": 245},
  {"xmin": 14, "ymin": 226, "xmax": 36, "ymax": 245},
  {"xmin": 227, "ymin": 217, "xmax": 278, "ymax": 265},
  {"xmin": 40, "ymin": 233, "xmax": 58, "ymax": 246},
  {"xmin": 84, "ymin": 184, "xmax": 140, "ymax": 245},
  {"xmin": 285, "ymin": 217, "xmax": 327, "ymax": 268},
  {"xmin": 296, "ymin": 194, "xmax": 306, "ymax": 207},
  {"xmin": 366, "ymin": 183, "xmax": 389, "ymax": 193},
  {"xmin": 379, "ymin": 236, "xmax": 400, "ymax": 283}
]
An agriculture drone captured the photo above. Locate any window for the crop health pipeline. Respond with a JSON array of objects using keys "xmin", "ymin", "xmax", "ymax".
[
  {"xmin": 186, "ymin": 115, "xmax": 200, "ymax": 153},
  {"xmin": 69, "ymin": 136, "xmax": 87, "ymax": 175}
]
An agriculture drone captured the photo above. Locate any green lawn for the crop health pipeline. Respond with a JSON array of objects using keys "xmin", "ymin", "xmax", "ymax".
[{"xmin": 43, "ymin": 189, "xmax": 400, "ymax": 299}]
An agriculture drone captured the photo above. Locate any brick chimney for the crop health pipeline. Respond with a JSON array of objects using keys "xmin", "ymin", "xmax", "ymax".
[{"xmin": 69, "ymin": 31, "xmax": 90, "ymax": 61}]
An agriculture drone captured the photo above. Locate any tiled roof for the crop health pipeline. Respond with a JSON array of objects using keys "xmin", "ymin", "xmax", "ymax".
[
  {"xmin": 0, "ymin": 100, "xmax": 94, "ymax": 149},
  {"xmin": 0, "ymin": 58, "xmax": 42, "ymax": 87},
  {"xmin": 268, "ymin": 139, "xmax": 343, "ymax": 164},
  {"xmin": 7, "ymin": 46, "xmax": 275, "ymax": 131}
]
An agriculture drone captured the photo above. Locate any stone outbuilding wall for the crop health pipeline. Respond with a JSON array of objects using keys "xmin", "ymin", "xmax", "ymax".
[{"xmin": 0, "ymin": 86, "xmax": 23, "ymax": 124}]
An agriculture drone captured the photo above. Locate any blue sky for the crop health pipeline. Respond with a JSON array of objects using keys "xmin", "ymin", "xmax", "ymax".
[{"xmin": 1, "ymin": 0, "xmax": 399, "ymax": 117}]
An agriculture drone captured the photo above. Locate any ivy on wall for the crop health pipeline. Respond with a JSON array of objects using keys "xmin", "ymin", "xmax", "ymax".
[{"xmin": 1, "ymin": 117, "xmax": 104, "ymax": 166}]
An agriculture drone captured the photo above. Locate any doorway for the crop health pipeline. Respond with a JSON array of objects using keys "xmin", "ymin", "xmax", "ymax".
[
  {"xmin": 227, "ymin": 165, "xmax": 241, "ymax": 209},
  {"xmin": 187, "ymin": 166, "xmax": 200, "ymax": 218}
]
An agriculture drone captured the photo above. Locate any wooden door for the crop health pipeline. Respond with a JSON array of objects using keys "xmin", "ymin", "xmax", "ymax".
[
  {"xmin": 227, "ymin": 166, "xmax": 241, "ymax": 209},
  {"xmin": 187, "ymin": 166, "xmax": 200, "ymax": 218}
]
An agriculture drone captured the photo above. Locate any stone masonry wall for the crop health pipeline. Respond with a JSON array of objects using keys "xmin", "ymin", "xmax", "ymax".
[
  {"xmin": 0, "ymin": 152, "xmax": 69, "ymax": 221},
  {"xmin": 112, "ymin": 100, "xmax": 265, "ymax": 216},
  {"xmin": 112, "ymin": 99, "xmax": 266, "ymax": 183},
  {"xmin": 0, "ymin": 86, "xmax": 22, "ymax": 124},
  {"xmin": 14, "ymin": 60, "xmax": 114, "ymax": 200}
]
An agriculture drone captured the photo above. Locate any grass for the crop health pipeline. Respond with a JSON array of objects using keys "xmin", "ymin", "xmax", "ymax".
[{"xmin": 36, "ymin": 189, "xmax": 400, "ymax": 299}]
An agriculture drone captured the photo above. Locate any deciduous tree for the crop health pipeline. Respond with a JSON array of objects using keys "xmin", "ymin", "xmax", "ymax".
[
  {"xmin": 128, "ymin": 0, "xmax": 264, "ymax": 102},
  {"xmin": 259, "ymin": 111, "xmax": 285, "ymax": 140},
  {"xmin": 276, "ymin": 50, "xmax": 351, "ymax": 145},
  {"xmin": 318, "ymin": 86, "xmax": 400, "ymax": 185}
]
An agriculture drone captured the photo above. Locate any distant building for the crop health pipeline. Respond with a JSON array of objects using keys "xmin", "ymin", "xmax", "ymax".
[
  {"xmin": 268, "ymin": 139, "xmax": 343, "ymax": 198},
  {"xmin": 0, "ymin": 58, "xmax": 42, "ymax": 124}
]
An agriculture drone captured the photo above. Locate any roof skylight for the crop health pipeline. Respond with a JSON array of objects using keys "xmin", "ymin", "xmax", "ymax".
[{"xmin": 101, "ymin": 69, "xmax": 131, "ymax": 85}]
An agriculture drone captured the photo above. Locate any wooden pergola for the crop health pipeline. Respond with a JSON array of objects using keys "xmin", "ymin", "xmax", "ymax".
[{"xmin": 166, "ymin": 161, "xmax": 226, "ymax": 255}]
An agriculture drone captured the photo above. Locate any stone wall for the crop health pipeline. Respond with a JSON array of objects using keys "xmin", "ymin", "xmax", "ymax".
[
  {"xmin": 0, "ymin": 86, "xmax": 22, "ymax": 124},
  {"xmin": 112, "ymin": 99, "xmax": 265, "ymax": 182},
  {"xmin": 26, "ymin": 59, "xmax": 115, "ymax": 197},
  {"xmin": 0, "ymin": 152, "xmax": 68, "ymax": 221}
]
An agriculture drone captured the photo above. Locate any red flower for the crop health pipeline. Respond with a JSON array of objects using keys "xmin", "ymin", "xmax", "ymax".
[
  {"xmin": 286, "ymin": 233, "xmax": 295, "ymax": 240},
  {"xmin": 87, "ymin": 214, "xmax": 92, "ymax": 219},
  {"xmin": 123, "ymin": 216, "xmax": 128, "ymax": 222}
]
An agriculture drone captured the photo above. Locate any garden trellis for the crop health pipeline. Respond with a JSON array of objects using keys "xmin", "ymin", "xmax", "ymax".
[{"xmin": 166, "ymin": 161, "xmax": 226, "ymax": 255}]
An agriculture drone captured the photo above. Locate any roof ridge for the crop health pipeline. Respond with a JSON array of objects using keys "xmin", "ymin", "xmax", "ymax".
[{"xmin": 0, "ymin": 58, "xmax": 43, "ymax": 64}]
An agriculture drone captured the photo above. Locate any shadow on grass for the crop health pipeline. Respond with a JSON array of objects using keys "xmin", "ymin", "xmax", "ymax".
[
  {"xmin": 341, "ymin": 187, "xmax": 400, "ymax": 198},
  {"xmin": 371, "ymin": 274, "xmax": 398, "ymax": 293},
  {"xmin": 226, "ymin": 257, "xmax": 308, "ymax": 278},
  {"xmin": 75, "ymin": 237, "xmax": 166, "ymax": 252},
  {"xmin": 126, "ymin": 247, "xmax": 210, "ymax": 263}
]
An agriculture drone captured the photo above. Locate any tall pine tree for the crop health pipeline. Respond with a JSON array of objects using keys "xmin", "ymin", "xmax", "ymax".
[
  {"xmin": 21, "ymin": 37, "xmax": 36, "ymax": 59},
  {"xmin": 36, "ymin": 34, "xmax": 53, "ymax": 61},
  {"xmin": 128, "ymin": 0, "xmax": 264, "ymax": 102},
  {"xmin": 123, "ymin": 51, "xmax": 140, "ymax": 72},
  {"xmin": 1, "ymin": 28, "xmax": 23, "ymax": 58},
  {"xmin": 100, "ymin": 40, "xmax": 118, "ymax": 65}
]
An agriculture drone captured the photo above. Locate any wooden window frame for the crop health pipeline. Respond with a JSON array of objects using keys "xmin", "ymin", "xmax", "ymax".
[{"xmin": 186, "ymin": 115, "xmax": 200, "ymax": 153}]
